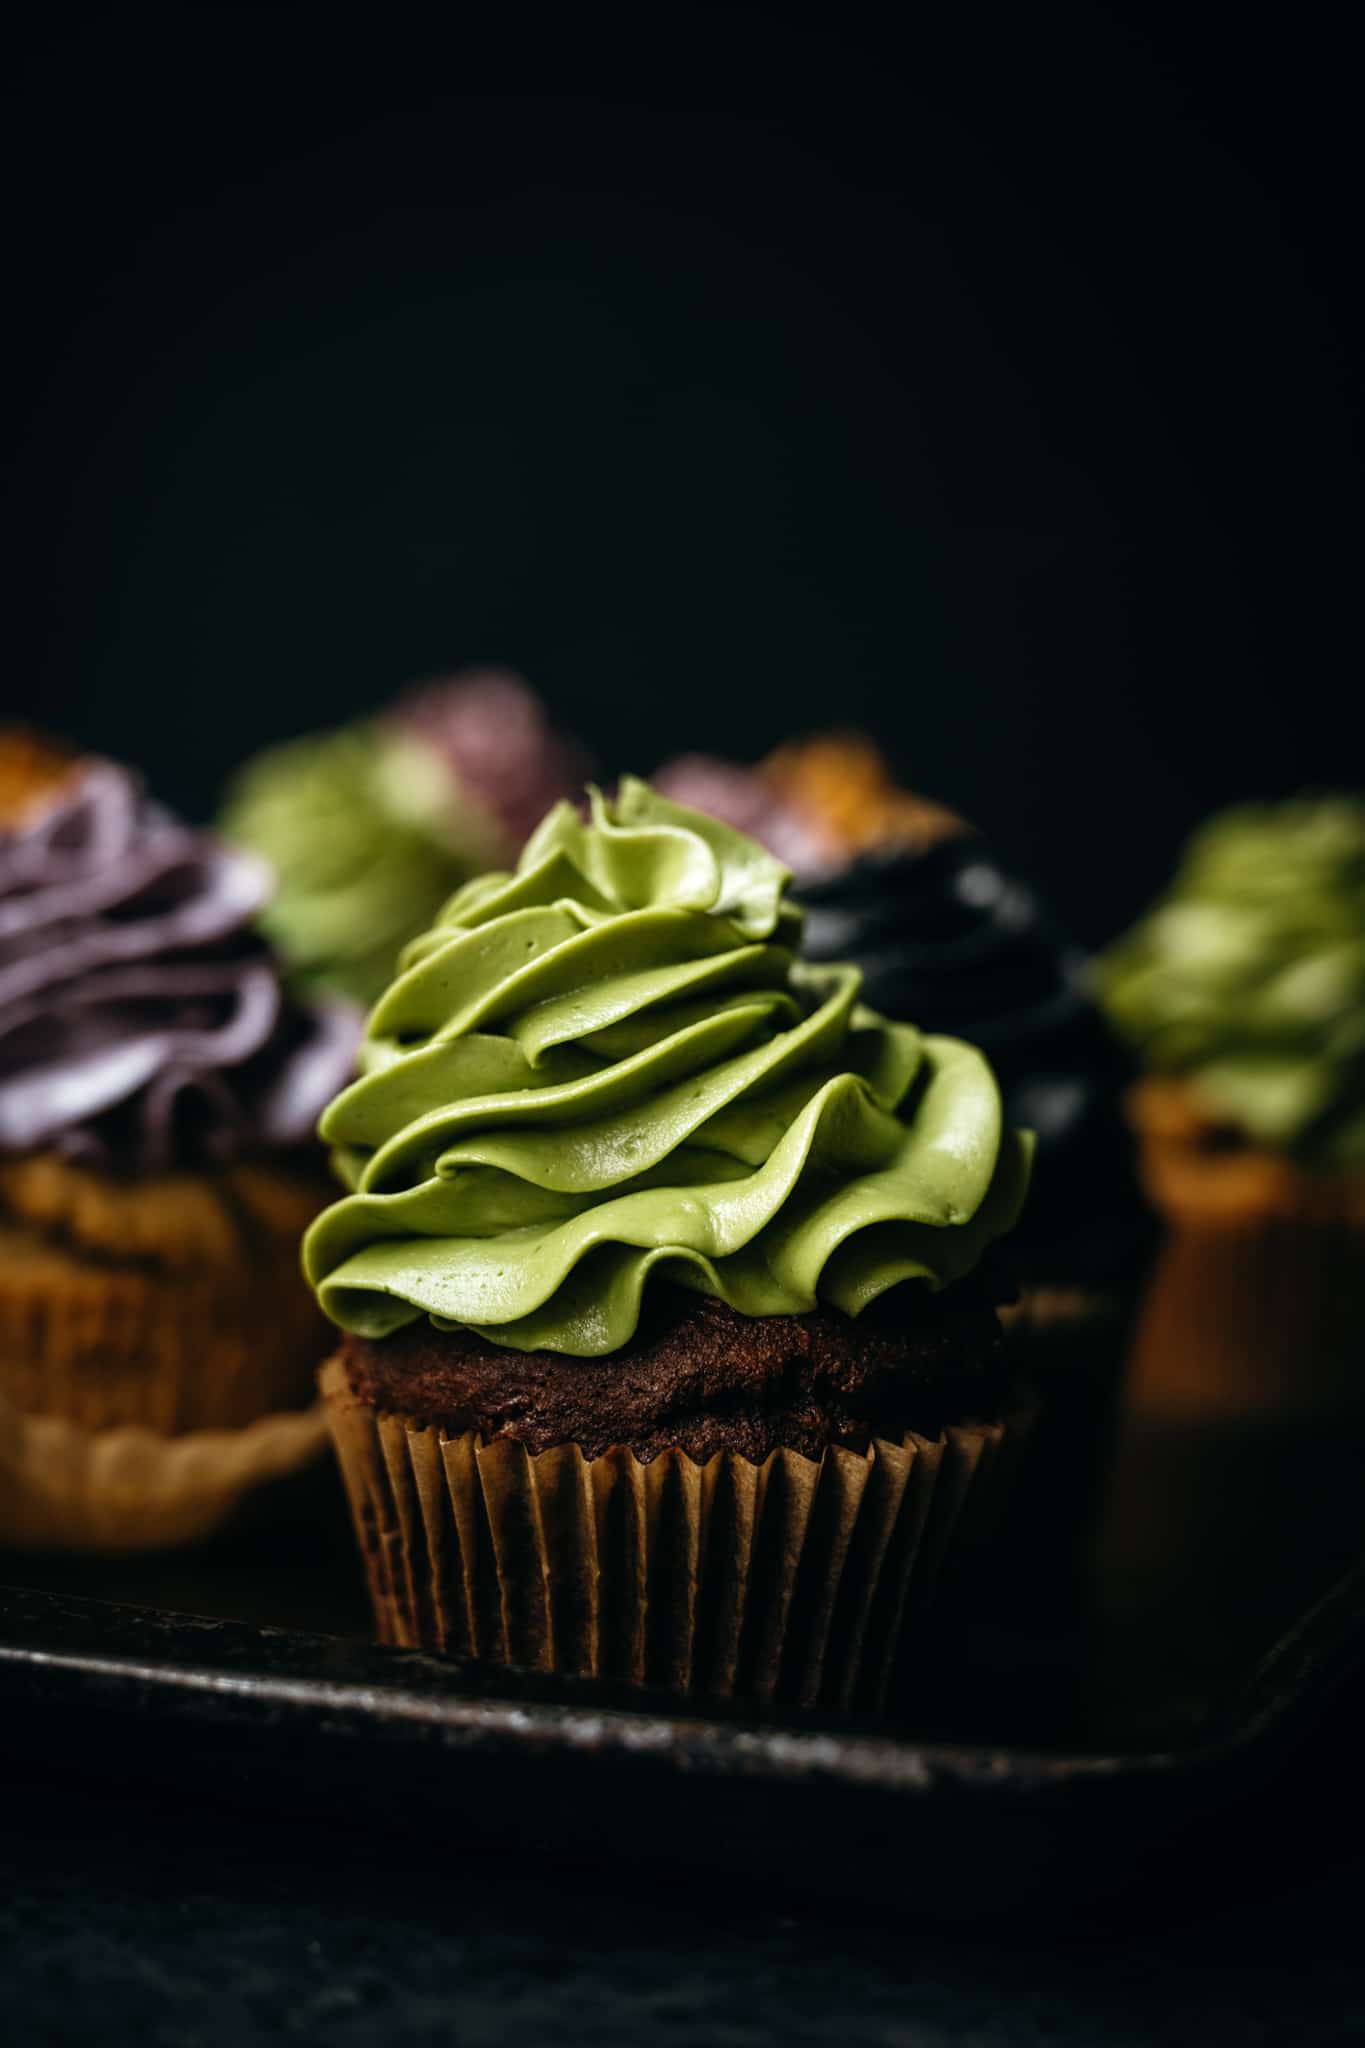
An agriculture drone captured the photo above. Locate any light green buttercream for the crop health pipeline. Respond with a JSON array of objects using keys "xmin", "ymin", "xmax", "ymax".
[
  {"xmin": 304, "ymin": 777, "xmax": 1033, "ymax": 1353},
  {"xmin": 219, "ymin": 724, "xmax": 507, "ymax": 1005},
  {"xmin": 1097, "ymin": 797, "xmax": 1365, "ymax": 1162}
]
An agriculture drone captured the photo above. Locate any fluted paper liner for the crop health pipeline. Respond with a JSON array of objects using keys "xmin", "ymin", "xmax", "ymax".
[
  {"xmin": 1126, "ymin": 1078, "xmax": 1365, "ymax": 1420},
  {"xmin": 321, "ymin": 1356, "xmax": 1022, "ymax": 1710},
  {"xmin": 0, "ymin": 1154, "xmax": 336, "ymax": 1434},
  {"xmin": 0, "ymin": 1386, "xmax": 327, "ymax": 1552}
]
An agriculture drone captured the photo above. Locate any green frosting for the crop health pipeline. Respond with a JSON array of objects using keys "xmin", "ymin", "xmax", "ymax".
[
  {"xmin": 304, "ymin": 778, "xmax": 1032, "ymax": 1356},
  {"xmin": 1098, "ymin": 797, "xmax": 1365, "ymax": 1163},
  {"xmin": 220, "ymin": 725, "xmax": 506, "ymax": 1006}
]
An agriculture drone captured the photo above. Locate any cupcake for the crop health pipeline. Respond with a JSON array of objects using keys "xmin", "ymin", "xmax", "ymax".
[
  {"xmin": 308, "ymin": 778, "xmax": 1034, "ymax": 1707},
  {"xmin": 1094, "ymin": 798, "xmax": 1365, "ymax": 1662},
  {"xmin": 1097, "ymin": 794, "xmax": 1365, "ymax": 1418},
  {"xmin": 0, "ymin": 731, "xmax": 360, "ymax": 1549},
  {"xmin": 219, "ymin": 669, "xmax": 589, "ymax": 1005}
]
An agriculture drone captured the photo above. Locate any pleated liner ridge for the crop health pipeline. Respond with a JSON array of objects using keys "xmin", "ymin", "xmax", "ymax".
[{"xmin": 320, "ymin": 1356, "xmax": 1024, "ymax": 1710}]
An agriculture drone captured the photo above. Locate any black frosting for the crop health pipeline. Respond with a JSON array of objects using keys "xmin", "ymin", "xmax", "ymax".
[{"xmin": 797, "ymin": 840, "xmax": 1148, "ymax": 1287}]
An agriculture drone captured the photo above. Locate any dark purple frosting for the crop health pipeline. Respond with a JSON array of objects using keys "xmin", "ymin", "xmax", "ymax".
[
  {"xmin": 0, "ymin": 761, "xmax": 361, "ymax": 1170},
  {"xmin": 392, "ymin": 669, "xmax": 593, "ymax": 851}
]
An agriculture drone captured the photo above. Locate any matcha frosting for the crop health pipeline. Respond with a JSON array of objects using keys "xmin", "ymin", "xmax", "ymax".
[
  {"xmin": 220, "ymin": 675, "xmax": 589, "ymax": 1007},
  {"xmin": 305, "ymin": 779, "xmax": 1032, "ymax": 1355},
  {"xmin": 220, "ymin": 724, "xmax": 504, "ymax": 1006},
  {"xmin": 1098, "ymin": 796, "xmax": 1365, "ymax": 1163}
]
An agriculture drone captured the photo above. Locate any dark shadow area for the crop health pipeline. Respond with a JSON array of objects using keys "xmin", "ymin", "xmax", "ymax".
[
  {"xmin": 3, "ymin": 5, "xmax": 1361, "ymax": 946},
  {"xmin": 2, "ymin": 8, "xmax": 1363, "ymax": 2041}
]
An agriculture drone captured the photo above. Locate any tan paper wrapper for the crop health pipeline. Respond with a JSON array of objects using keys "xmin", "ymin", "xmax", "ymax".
[
  {"xmin": 320, "ymin": 1356, "xmax": 1022, "ymax": 1710},
  {"xmin": 0, "ymin": 1154, "xmax": 336, "ymax": 1434},
  {"xmin": 0, "ymin": 1386, "xmax": 327, "ymax": 1552},
  {"xmin": 1095, "ymin": 1081, "xmax": 1365, "ymax": 1657},
  {"xmin": 1125, "ymin": 1078, "xmax": 1365, "ymax": 1420}
]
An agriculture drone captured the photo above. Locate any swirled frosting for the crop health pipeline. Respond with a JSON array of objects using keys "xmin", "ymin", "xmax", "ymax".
[
  {"xmin": 649, "ymin": 738, "xmax": 1143, "ymax": 1285},
  {"xmin": 0, "ymin": 757, "xmax": 360, "ymax": 1169},
  {"xmin": 1098, "ymin": 797, "xmax": 1365, "ymax": 1163},
  {"xmin": 304, "ymin": 779, "xmax": 1032, "ymax": 1356},
  {"xmin": 798, "ymin": 841, "xmax": 1142, "ymax": 1282},
  {"xmin": 220, "ymin": 673, "xmax": 590, "ymax": 1006}
]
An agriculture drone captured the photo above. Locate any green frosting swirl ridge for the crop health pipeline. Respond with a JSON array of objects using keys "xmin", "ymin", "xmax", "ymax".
[
  {"xmin": 304, "ymin": 778, "xmax": 1033, "ymax": 1354},
  {"xmin": 1097, "ymin": 796, "xmax": 1365, "ymax": 1162}
]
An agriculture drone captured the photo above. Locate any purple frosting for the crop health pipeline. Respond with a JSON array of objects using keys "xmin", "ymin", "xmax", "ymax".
[
  {"xmin": 0, "ymin": 761, "xmax": 361, "ymax": 1170},
  {"xmin": 392, "ymin": 669, "xmax": 593, "ymax": 850}
]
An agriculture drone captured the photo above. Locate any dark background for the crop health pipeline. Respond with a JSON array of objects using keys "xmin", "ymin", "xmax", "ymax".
[
  {"xmin": 1, "ymin": 3, "xmax": 1360, "ymax": 944},
  {"xmin": 2, "ymin": 19, "xmax": 1364, "ymax": 2036}
]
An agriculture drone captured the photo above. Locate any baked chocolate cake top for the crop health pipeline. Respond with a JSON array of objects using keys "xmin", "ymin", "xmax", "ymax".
[{"xmin": 338, "ymin": 1275, "xmax": 1009, "ymax": 1464}]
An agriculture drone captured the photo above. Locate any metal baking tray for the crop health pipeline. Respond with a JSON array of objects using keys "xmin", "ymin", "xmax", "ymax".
[{"xmin": 5, "ymin": 1410, "xmax": 1365, "ymax": 1916}]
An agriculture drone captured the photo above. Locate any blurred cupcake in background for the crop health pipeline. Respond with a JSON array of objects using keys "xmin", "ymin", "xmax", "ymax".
[
  {"xmin": 1098, "ymin": 794, "xmax": 1365, "ymax": 1418},
  {"xmin": 219, "ymin": 669, "xmax": 590, "ymax": 1006},
  {"xmin": 0, "ymin": 730, "xmax": 360, "ymax": 1551},
  {"xmin": 1095, "ymin": 799, "xmax": 1365, "ymax": 1661}
]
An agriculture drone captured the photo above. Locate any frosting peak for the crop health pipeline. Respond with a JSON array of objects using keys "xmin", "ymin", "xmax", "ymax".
[
  {"xmin": 305, "ymin": 781, "xmax": 1031, "ymax": 1356},
  {"xmin": 0, "ymin": 755, "xmax": 360, "ymax": 1169}
]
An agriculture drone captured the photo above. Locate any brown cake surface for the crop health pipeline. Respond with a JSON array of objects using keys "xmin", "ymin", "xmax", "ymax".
[{"xmin": 336, "ymin": 1277, "xmax": 1009, "ymax": 1464}]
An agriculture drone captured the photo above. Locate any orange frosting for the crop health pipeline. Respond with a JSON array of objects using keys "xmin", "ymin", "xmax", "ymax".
[
  {"xmin": 0, "ymin": 728, "xmax": 83, "ymax": 829},
  {"xmin": 762, "ymin": 733, "xmax": 966, "ymax": 858}
]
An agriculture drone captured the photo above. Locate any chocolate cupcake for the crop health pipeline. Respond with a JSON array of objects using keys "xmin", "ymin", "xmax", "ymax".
[
  {"xmin": 219, "ymin": 669, "xmax": 589, "ymax": 1005},
  {"xmin": 0, "ymin": 732, "xmax": 360, "ymax": 1549},
  {"xmin": 309, "ymin": 779, "xmax": 1034, "ymax": 1706}
]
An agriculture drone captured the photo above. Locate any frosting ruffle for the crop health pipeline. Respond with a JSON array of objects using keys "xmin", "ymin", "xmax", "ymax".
[
  {"xmin": 0, "ymin": 759, "xmax": 359, "ymax": 1168},
  {"xmin": 796, "ymin": 840, "xmax": 1142, "ymax": 1280},
  {"xmin": 305, "ymin": 779, "xmax": 1031, "ymax": 1355}
]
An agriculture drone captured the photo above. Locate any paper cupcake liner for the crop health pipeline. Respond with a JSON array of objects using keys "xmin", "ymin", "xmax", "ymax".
[
  {"xmin": 1125, "ymin": 1080, "xmax": 1365, "ymax": 1420},
  {"xmin": 321, "ymin": 1356, "xmax": 1023, "ymax": 1711},
  {"xmin": 0, "ymin": 1386, "xmax": 327, "ymax": 1552},
  {"xmin": 0, "ymin": 1157, "xmax": 335, "ymax": 1435}
]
